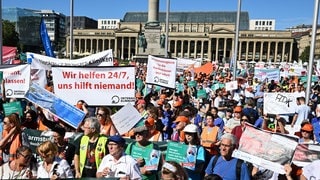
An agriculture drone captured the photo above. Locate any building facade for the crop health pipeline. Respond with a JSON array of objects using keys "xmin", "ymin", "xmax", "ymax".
[
  {"xmin": 249, "ymin": 19, "xmax": 275, "ymax": 31},
  {"xmin": 66, "ymin": 11, "xmax": 297, "ymax": 63},
  {"xmin": 98, "ymin": 19, "xmax": 121, "ymax": 29}
]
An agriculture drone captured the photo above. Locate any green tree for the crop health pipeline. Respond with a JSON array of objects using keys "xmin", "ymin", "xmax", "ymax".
[
  {"xmin": 3, "ymin": 20, "xmax": 19, "ymax": 47},
  {"xmin": 299, "ymin": 46, "xmax": 310, "ymax": 63}
]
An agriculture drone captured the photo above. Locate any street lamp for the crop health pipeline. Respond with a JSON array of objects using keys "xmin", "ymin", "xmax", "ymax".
[
  {"xmin": 70, "ymin": 0, "xmax": 74, "ymax": 60},
  {"xmin": 232, "ymin": 0, "xmax": 242, "ymax": 81}
]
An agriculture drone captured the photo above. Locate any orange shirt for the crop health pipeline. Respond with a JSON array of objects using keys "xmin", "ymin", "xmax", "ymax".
[{"xmin": 201, "ymin": 126, "xmax": 219, "ymax": 155}]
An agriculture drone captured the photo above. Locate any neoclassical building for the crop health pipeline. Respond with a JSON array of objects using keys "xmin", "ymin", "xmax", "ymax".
[{"xmin": 66, "ymin": 11, "xmax": 297, "ymax": 63}]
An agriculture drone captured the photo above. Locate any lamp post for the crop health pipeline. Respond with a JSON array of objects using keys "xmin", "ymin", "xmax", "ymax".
[
  {"xmin": 164, "ymin": 0, "xmax": 170, "ymax": 58},
  {"xmin": 0, "ymin": 0, "xmax": 2, "ymax": 65},
  {"xmin": 306, "ymin": 0, "xmax": 320, "ymax": 104},
  {"xmin": 69, "ymin": 0, "xmax": 74, "ymax": 60},
  {"xmin": 232, "ymin": 0, "xmax": 242, "ymax": 81}
]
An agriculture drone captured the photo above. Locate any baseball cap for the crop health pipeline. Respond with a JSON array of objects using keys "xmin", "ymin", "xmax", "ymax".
[
  {"xmin": 136, "ymin": 99, "xmax": 146, "ymax": 105},
  {"xmin": 301, "ymin": 123, "xmax": 313, "ymax": 132},
  {"xmin": 174, "ymin": 116, "xmax": 190, "ymax": 124},
  {"xmin": 133, "ymin": 125, "xmax": 148, "ymax": 133},
  {"xmin": 183, "ymin": 124, "xmax": 198, "ymax": 133},
  {"xmin": 108, "ymin": 135, "xmax": 126, "ymax": 145},
  {"xmin": 145, "ymin": 117, "xmax": 155, "ymax": 127}
]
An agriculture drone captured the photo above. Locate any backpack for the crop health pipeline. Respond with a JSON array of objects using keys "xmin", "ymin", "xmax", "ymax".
[{"xmin": 211, "ymin": 155, "xmax": 243, "ymax": 180}]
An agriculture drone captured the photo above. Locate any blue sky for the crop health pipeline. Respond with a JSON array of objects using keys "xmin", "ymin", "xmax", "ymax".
[{"xmin": 3, "ymin": 0, "xmax": 317, "ymax": 30}]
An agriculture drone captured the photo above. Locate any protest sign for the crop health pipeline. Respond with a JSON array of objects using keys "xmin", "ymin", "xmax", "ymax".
[
  {"xmin": 111, "ymin": 103, "xmax": 142, "ymax": 135},
  {"xmin": 225, "ymin": 80, "xmax": 238, "ymax": 91},
  {"xmin": 292, "ymin": 144, "xmax": 320, "ymax": 167},
  {"xmin": 263, "ymin": 93, "xmax": 299, "ymax": 114},
  {"xmin": 130, "ymin": 145, "xmax": 160, "ymax": 171},
  {"xmin": 3, "ymin": 101, "xmax": 23, "ymax": 117},
  {"xmin": 176, "ymin": 58, "xmax": 202, "ymax": 73},
  {"xmin": 254, "ymin": 68, "xmax": 280, "ymax": 82},
  {"xmin": 24, "ymin": 128, "xmax": 52, "ymax": 153},
  {"xmin": 0, "ymin": 64, "xmax": 30, "ymax": 98},
  {"xmin": 52, "ymin": 66, "xmax": 135, "ymax": 106},
  {"xmin": 25, "ymin": 82, "xmax": 86, "ymax": 129},
  {"xmin": 146, "ymin": 55, "xmax": 177, "ymax": 89},
  {"xmin": 165, "ymin": 141, "xmax": 197, "ymax": 170},
  {"xmin": 27, "ymin": 49, "xmax": 113, "ymax": 70},
  {"xmin": 232, "ymin": 124, "xmax": 298, "ymax": 174}
]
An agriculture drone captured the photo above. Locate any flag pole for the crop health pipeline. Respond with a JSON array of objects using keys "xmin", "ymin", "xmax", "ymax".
[
  {"xmin": 70, "ymin": 0, "xmax": 74, "ymax": 60},
  {"xmin": 232, "ymin": 0, "xmax": 242, "ymax": 81},
  {"xmin": 306, "ymin": 0, "xmax": 320, "ymax": 104},
  {"xmin": 0, "ymin": 0, "xmax": 3, "ymax": 65},
  {"xmin": 164, "ymin": 0, "xmax": 170, "ymax": 58}
]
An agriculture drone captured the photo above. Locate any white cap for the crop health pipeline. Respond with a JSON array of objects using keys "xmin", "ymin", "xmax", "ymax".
[{"xmin": 183, "ymin": 124, "xmax": 198, "ymax": 133}]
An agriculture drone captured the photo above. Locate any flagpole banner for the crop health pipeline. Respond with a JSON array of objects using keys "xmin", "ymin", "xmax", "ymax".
[
  {"xmin": 110, "ymin": 103, "xmax": 142, "ymax": 135},
  {"xmin": 0, "ymin": 64, "xmax": 31, "ymax": 98},
  {"xmin": 25, "ymin": 82, "xmax": 86, "ymax": 129},
  {"xmin": 52, "ymin": 66, "xmax": 135, "ymax": 106},
  {"xmin": 27, "ymin": 49, "xmax": 113, "ymax": 70},
  {"xmin": 292, "ymin": 144, "xmax": 320, "ymax": 167},
  {"xmin": 146, "ymin": 55, "xmax": 177, "ymax": 89},
  {"xmin": 232, "ymin": 124, "xmax": 298, "ymax": 174},
  {"xmin": 263, "ymin": 93, "xmax": 300, "ymax": 114},
  {"xmin": 40, "ymin": 18, "xmax": 55, "ymax": 57}
]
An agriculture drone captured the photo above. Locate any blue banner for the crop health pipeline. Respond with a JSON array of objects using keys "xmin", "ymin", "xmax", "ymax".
[
  {"xmin": 40, "ymin": 18, "xmax": 55, "ymax": 57},
  {"xmin": 25, "ymin": 83, "xmax": 86, "ymax": 129}
]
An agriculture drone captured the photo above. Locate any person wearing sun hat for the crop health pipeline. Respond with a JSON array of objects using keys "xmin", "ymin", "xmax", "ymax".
[
  {"xmin": 299, "ymin": 123, "xmax": 315, "ymax": 144},
  {"xmin": 182, "ymin": 124, "xmax": 206, "ymax": 180},
  {"xmin": 145, "ymin": 117, "xmax": 163, "ymax": 141},
  {"xmin": 171, "ymin": 115, "xmax": 190, "ymax": 142},
  {"xmin": 125, "ymin": 125, "xmax": 160, "ymax": 180},
  {"xmin": 96, "ymin": 135, "xmax": 141, "ymax": 179}
]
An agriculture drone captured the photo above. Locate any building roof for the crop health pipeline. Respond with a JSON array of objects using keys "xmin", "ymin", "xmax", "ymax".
[{"xmin": 123, "ymin": 11, "xmax": 249, "ymax": 30}]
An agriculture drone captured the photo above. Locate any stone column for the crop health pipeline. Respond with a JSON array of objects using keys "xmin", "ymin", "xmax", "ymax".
[
  {"xmin": 148, "ymin": 0, "xmax": 159, "ymax": 23},
  {"xmin": 282, "ymin": 42, "xmax": 286, "ymax": 61}
]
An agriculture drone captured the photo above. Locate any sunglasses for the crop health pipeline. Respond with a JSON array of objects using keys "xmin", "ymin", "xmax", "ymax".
[
  {"xmin": 96, "ymin": 113, "xmax": 105, "ymax": 117},
  {"xmin": 3, "ymin": 121, "xmax": 10, "ymax": 125},
  {"xmin": 134, "ymin": 131, "xmax": 147, "ymax": 136},
  {"xmin": 301, "ymin": 130, "xmax": 311, "ymax": 133},
  {"xmin": 241, "ymin": 118, "xmax": 248, "ymax": 121}
]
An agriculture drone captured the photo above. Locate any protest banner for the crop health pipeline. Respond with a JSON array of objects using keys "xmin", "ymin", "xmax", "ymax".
[
  {"xmin": 110, "ymin": 103, "xmax": 142, "ymax": 135},
  {"xmin": 292, "ymin": 144, "xmax": 320, "ymax": 167},
  {"xmin": 232, "ymin": 124, "xmax": 298, "ymax": 174},
  {"xmin": 52, "ymin": 66, "xmax": 135, "ymax": 106},
  {"xmin": 176, "ymin": 58, "xmax": 202, "ymax": 74},
  {"xmin": 27, "ymin": 49, "xmax": 113, "ymax": 70},
  {"xmin": 263, "ymin": 93, "xmax": 299, "ymax": 114},
  {"xmin": 165, "ymin": 141, "xmax": 197, "ymax": 170},
  {"xmin": 24, "ymin": 128, "xmax": 52, "ymax": 153},
  {"xmin": 130, "ymin": 145, "xmax": 161, "ymax": 171},
  {"xmin": 254, "ymin": 68, "xmax": 280, "ymax": 82},
  {"xmin": 146, "ymin": 55, "xmax": 177, "ymax": 89},
  {"xmin": 0, "ymin": 64, "xmax": 30, "ymax": 98},
  {"xmin": 225, "ymin": 80, "xmax": 238, "ymax": 91},
  {"xmin": 3, "ymin": 101, "xmax": 23, "ymax": 117},
  {"xmin": 25, "ymin": 82, "xmax": 86, "ymax": 129}
]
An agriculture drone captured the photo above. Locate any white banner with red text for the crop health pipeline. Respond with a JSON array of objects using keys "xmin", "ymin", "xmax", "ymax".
[
  {"xmin": 146, "ymin": 55, "xmax": 177, "ymax": 89},
  {"xmin": 52, "ymin": 66, "xmax": 136, "ymax": 106},
  {"xmin": 0, "ymin": 64, "xmax": 30, "ymax": 98}
]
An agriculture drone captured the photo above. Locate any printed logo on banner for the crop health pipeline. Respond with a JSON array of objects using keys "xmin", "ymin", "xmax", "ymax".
[{"xmin": 111, "ymin": 96, "xmax": 120, "ymax": 104}]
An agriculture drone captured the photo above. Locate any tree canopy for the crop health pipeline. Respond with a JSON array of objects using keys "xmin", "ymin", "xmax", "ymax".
[{"xmin": 3, "ymin": 20, "xmax": 19, "ymax": 47}]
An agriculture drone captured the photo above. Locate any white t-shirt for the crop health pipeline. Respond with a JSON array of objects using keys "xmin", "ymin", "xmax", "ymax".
[
  {"xmin": 97, "ymin": 153, "xmax": 141, "ymax": 179},
  {"xmin": 37, "ymin": 157, "xmax": 73, "ymax": 179},
  {"xmin": 302, "ymin": 159, "xmax": 320, "ymax": 179},
  {"xmin": 0, "ymin": 161, "xmax": 37, "ymax": 179}
]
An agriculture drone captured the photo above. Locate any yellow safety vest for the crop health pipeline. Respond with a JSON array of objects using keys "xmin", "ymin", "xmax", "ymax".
[{"xmin": 79, "ymin": 135, "xmax": 108, "ymax": 174}]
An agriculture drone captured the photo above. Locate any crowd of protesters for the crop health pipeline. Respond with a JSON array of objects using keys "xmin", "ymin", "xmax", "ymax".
[{"xmin": 0, "ymin": 61, "xmax": 319, "ymax": 179}]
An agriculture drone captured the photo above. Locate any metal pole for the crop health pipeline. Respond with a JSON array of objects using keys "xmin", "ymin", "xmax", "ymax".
[
  {"xmin": 0, "ymin": 0, "xmax": 2, "ymax": 65},
  {"xmin": 70, "ymin": 0, "xmax": 74, "ymax": 60},
  {"xmin": 306, "ymin": 0, "xmax": 320, "ymax": 104},
  {"xmin": 232, "ymin": 0, "xmax": 242, "ymax": 81},
  {"xmin": 164, "ymin": 0, "xmax": 170, "ymax": 58}
]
